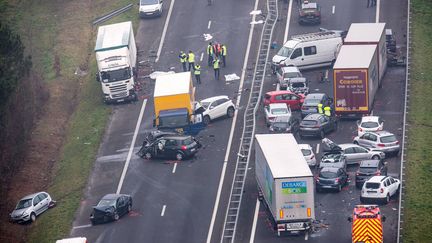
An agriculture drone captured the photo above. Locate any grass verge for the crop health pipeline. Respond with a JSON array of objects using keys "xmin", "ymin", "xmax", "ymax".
[
  {"xmin": 1, "ymin": 0, "xmax": 139, "ymax": 242},
  {"xmin": 403, "ymin": 0, "xmax": 432, "ymax": 242}
]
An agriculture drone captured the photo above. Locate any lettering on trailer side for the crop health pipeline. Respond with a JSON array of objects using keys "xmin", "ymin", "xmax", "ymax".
[{"xmin": 281, "ymin": 181, "xmax": 307, "ymax": 194}]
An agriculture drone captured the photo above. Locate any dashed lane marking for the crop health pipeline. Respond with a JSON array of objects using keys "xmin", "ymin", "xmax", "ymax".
[
  {"xmin": 208, "ymin": 20, "xmax": 212, "ymax": 29},
  {"xmin": 161, "ymin": 205, "xmax": 166, "ymax": 216},
  {"xmin": 72, "ymin": 224, "xmax": 92, "ymax": 230},
  {"xmin": 172, "ymin": 163, "xmax": 177, "ymax": 173}
]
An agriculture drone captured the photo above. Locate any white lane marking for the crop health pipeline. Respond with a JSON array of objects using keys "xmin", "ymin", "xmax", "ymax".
[
  {"xmin": 72, "ymin": 224, "xmax": 92, "ymax": 230},
  {"xmin": 376, "ymin": 0, "xmax": 381, "ymax": 23},
  {"xmin": 116, "ymin": 99, "xmax": 148, "ymax": 194},
  {"xmin": 161, "ymin": 205, "xmax": 166, "ymax": 216},
  {"xmin": 305, "ymin": 231, "xmax": 309, "ymax": 240},
  {"xmin": 283, "ymin": 0, "xmax": 293, "ymax": 43},
  {"xmin": 200, "ymin": 52, "xmax": 204, "ymax": 62},
  {"xmin": 206, "ymin": 0, "xmax": 259, "ymax": 241},
  {"xmin": 249, "ymin": 199, "xmax": 260, "ymax": 243},
  {"xmin": 316, "ymin": 143, "xmax": 320, "ymax": 154},
  {"xmin": 208, "ymin": 20, "xmax": 212, "ymax": 29},
  {"xmin": 172, "ymin": 163, "xmax": 177, "ymax": 173},
  {"xmin": 155, "ymin": 0, "xmax": 176, "ymax": 63},
  {"xmin": 332, "ymin": 5, "xmax": 335, "ymax": 14}
]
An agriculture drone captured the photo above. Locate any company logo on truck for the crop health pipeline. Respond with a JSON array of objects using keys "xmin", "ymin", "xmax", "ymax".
[
  {"xmin": 334, "ymin": 69, "xmax": 368, "ymax": 112},
  {"xmin": 281, "ymin": 181, "xmax": 307, "ymax": 194}
]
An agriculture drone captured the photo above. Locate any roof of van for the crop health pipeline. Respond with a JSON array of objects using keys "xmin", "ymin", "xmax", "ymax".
[
  {"xmin": 154, "ymin": 72, "xmax": 192, "ymax": 97},
  {"xmin": 255, "ymin": 134, "xmax": 312, "ymax": 178},
  {"xmin": 333, "ymin": 45, "xmax": 376, "ymax": 69},
  {"xmin": 345, "ymin": 23, "xmax": 386, "ymax": 43},
  {"xmin": 290, "ymin": 31, "xmax": 342, "ymax": 43},
  {"xmin": 95, "ymin": 21, "xmax": 132, "ymax": 52}
]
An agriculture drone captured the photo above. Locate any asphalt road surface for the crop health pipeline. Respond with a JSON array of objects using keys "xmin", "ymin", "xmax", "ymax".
[{"xmin": 70, "ymin": 0, "xmax": 408, "ymax": 242}]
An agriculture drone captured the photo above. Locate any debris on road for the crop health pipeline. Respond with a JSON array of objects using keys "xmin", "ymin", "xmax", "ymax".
[{"xmin": 225, "ymin": 73, "xmax": 240, "ymax": 82}]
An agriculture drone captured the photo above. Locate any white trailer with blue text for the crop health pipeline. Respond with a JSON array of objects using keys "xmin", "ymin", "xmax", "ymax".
[{"xmin": 255, "ymin": 134, "xmax": 315, "ymax": 235}]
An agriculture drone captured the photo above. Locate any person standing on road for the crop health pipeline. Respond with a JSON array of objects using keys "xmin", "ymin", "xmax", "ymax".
[
  {"xmin": 324, "ymin": 105, "xmax": 331, "ymax": 117},
  {"xmin": 213, "ymin": 58, "xmax": 220, "ymax": 80},
  {"xmin": 179, "ymin": 51, "xmax": 187, "ymax": 72},
  {"xmin": 194, "ymin": 63, "xmax": 201, "ymax": 84},
  {"xmin": 221, "ymin": 44, "xmax": 227, "ymax": 67},
  {"xmin": 207, "ymin": 42, "xmax": 214, "ymax": 66},
  {"xmin": 188, "ymin": 51, "xmax": 195, "ymax": 71},
  {"xmin": 317, "ymin": 103, "xmax": 323, "ymax": 114}
]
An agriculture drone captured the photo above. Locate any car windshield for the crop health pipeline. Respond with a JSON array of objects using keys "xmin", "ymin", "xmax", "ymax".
[
  {"xmin": 380, "ymin": 135, "xmax": 397, "ymax": 143},
  {"xmin": 319, "ymin": 171, "xmax": 337, "ymax": 179},
  {"xmin": 359, "ymin": 166, "xmax": 378, "ymax": 173},
  {"xmin": 97, "ymin": 199, "xmax": 116, "ymax": 207},
  {"xmin": 283, "ymin": 72, "xmax": 300, "ymax": 79},
  {"xmin": 200, "ymin": 101, "xmax": 211, "ymax": 110},
  {"xmin": 271, "ymin": 108, "xmax": 288, "ymax": 115},
  {"xmin": 303, "ymin": 98, "xmax": 320, "ymax": 106},
  {"xmin": 360, "ymin": 121, "xmax": 379, "ymax": 128},
  {"xmin": 301, "ymin": 120, "xmax": 317, "ymax": 126},
  {"xmin": 100, "ymin": 67, "xmax": 131, "ymax": 83},
  {"xmin": 365, "ymin": 182, "xmax": 381, "ymax": 189},
  {"xmin": 291, "ymin": 82, "xmax": 305, "ymax": 88},
  {"xmin": 277, "ymin": 46, "xmax": 294, "ymax": 58},
  {"xmin": 16, "ymin": 199, "xmax": 32, "ymax": 209},
  {"xmin": 140, "ymin": 0, "xmax": 158, "ymax": 4},
  {"xmin": 301, "ymin": 149, "xmax": 311, "ymax": 156}
]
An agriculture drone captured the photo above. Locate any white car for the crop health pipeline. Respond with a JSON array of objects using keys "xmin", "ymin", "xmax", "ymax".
[
  {"xmin": 299, "ymin": 144, "xmax": 316, "ymax": 166},
  {"xmin": 139, "ymin": 0, "xmax": 163, "ymax": 18},
  {"xmin": 361, "ymin": 176, "xmax": 400, "ymax": 204},
  {"xmin": 264, "ymin": 103, "xmax": 292, "ymax": 126},
  {"xmin": 196, "ymin": 96, "xmax": 235, "ymax": 125},
  {"xmin": 357, "ymin": 116, "xmax": 383, "ymax": 136}
]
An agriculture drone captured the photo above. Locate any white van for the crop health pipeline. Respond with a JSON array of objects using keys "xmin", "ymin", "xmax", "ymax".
[
  {"xmin": 272, "ymin": 31, "xmax": 343, "ymax": 71},
  {"xmin": 139, "ymin": 0, "xmax": 163, "ymax": 17}
]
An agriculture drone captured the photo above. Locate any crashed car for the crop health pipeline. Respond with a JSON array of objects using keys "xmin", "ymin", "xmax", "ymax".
[
  {"xmin": 90, "ymin": 194, "xmax": 132, "ymax": 225},
  {"xmin": 298, "ymin": 1, "xmax": 321, "ymax": 25},
  {"xmin": 275, "ymin": 66, "xmax": 304, "ymax": 90},
  {"xmin": 10, "ymin": 192, "xmax": 56, "ymax": 223},
  {"xmin": 322, "ymin": 138, "xmax": 385, "ymax": 165},
  {"xmin": 269, "ymin": 115, "xmax": 300, "ymax": 134},
  {"xmin": 288, "ymin": 77, "xmax": 309, "ymax": 95},
  {"xmin": 320, "ymin": 138, "xmax": 346, "ymax": 169},
  {"xmin": 138, "ymin": 134, "xmax": 201, "ymax": 161}
]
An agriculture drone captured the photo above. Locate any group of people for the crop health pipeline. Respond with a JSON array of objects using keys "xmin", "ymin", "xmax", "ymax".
[
  {"xmin": 178, "ymin": 42, "xmax": 227, "ymax": 84},
  {"xmin": 317, "ymin": 102, "xmax": 332, "ymax": 117}
]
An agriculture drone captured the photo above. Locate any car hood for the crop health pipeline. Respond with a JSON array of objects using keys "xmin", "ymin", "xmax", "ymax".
[
  {"xmin": 322, "ymin": 138, "xmax": 341, "ymax": 151},
  {"xmin": 11, "ymin": 208, "xmax": 30, "ymax": 217},
  {"xmin": 272, "ymin": 55, "xmax": 286, "ymax": 64},
  {"xmin": 93, "ymin": 205, "xmax": 115, "ymax": 214}
]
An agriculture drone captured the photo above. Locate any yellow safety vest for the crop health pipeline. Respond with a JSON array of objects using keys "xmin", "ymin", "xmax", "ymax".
[
  {"xmin": 213, "ymin": 59, "xmax": 220, "ymax": 69},
  {"xmin": 194, "ymin": 65, "xmax": 201, "ymax": 75},
  {"xmin": 207, "ymin": 45, "xmax": 213, "ymax": 54},
  {"xmin": 318, "ymin": 103, "xmax": 323, "ymax": 114},
  {"xmin": 180, "ymin": 53, "xmax": 187, "ymax": 63},
  {"xmin": 188, "ymin": 52, "xmax": 195, "ymax": 62},
  {"xmin": 222, "ymin": 45, "xmax": 227, "ymax": 56},
  {"xmin": 324, "ymin": 106, "xmax": 331, "ymax": 116}
]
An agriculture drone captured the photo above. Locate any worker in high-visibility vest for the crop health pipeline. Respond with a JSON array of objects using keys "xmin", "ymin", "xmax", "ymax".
[
  {"xmin": 194, "ymin": 64, "xmax": 201, "ymax": 84},
  {"xmin": 207, "ymin": 42, "xmax": 213, "ymax": 66},
  {"xmin": 221, "ymin": 44, "xmax": 227, "ymax": 67},
  {"xmin": 213, "ymin": 58, "xmax": 220, "ymax": 80},
  {"xmin": 324, "ymin": 105, "xmax": 331, "ymax": 116},
  {"xmin": 179, "ymin": 51, "xmax": 187, "ymax": 72},
  {"xmin": 188, "ymin": 51, "xmax": 195, "ymax": 71},
  {"xmin": 317, "ymin": 103, "xmax": 323, "ymax": 114}
]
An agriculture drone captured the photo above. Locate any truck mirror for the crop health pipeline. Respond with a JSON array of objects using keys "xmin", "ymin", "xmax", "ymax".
[
  {"xmin": 96, "ymin": 73, "xmax": 100, "ymax": 82},
  {"xmin": 382, "ymin": 215, "xmax": 386, "ymax": 222},
  {"xmin": 348, "ymin": 216, "xmax": 352, "ymax": 222}
]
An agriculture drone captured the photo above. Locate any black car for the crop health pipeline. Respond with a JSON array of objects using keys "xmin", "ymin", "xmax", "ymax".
[
  {"xmin": 298, "ymin": 2, "xmax": 321, "ymax": 25},
  {"xmin": 269, "ymin": 115, "xmax": 300, "ymax": 134},
  {"xmin": 139, "ymin": 135, "xmax": 201, "ymax": 161},
  {"xmin": 299, "ymin": 114, "xmax": 338, "ymax": 138},
  {"xmin": 316, "ymin": 167, "xmax": 348, "ymax": 192},
  {"xmin": 90, "ymin": 194, "xmax": 132, "ymax": 224},
  {"xmin": 355, "ymin": 159, "xmax": 388, "ymax": 188}
]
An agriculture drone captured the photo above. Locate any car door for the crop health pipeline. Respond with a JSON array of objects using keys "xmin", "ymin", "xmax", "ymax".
[
  {"xmin": 162, "ymin": 139, "xmax": 177, "ymax": 158},
  {"xmin": 319, "ymin": 115, "xmax": 330, "ymax": 132},
  {"xmin": 302, "ymin": 45, "xmax": 318, "ymax": 68},
  {"xmin": 339, "ymin": 168, "xmax": 348, "ymax": 184},
  {"xmin": 37, "ymin": 193, "xmax": 49, "ymax": 213},
  {"xmin": 289, "ymin": 47, "xmax": 304, "ymax": 67},
  {"xmin": 358, "ymin": 133, "xmax": 372, "ymax": 148},
  {"xmin": 389, "ymin": 177, "xmax": 398, "ymax": 196},
  {"xmin": 264, "ymin": 106, "xmax": 270, "ymax": 121},
  {"xmin": 289, "ymin": 94, "xmax": 301, "ymax": 110},
  {"xmin": 354, "ymin": 146, "xmax": 371, "ymax": 161},
  {"xmin": 215, "ymin": 98, "xmax": 229, "ymax": 118},
  {"xmin": 155, "ymin": 139, "xmax": 166, "ymax": 158},
  {"xmin": 117, "ymin": 196, "xmax": 126, "ymax": 216},
  {"xmin": 32, "ymin": 195, "xmax": 42, "ymax": 215},
  {"xmin": 343, "ymin": 146, "xmax": 356, "ymax": 164}
]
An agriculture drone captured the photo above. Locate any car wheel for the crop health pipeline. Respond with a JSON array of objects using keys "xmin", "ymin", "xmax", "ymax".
[
  {"xmin": 127, "ymin": 203, "xmax": 132, "ymax": 213},
  {"xmin": 203, "ymin": 115, "xmax": 211, "ymax": 125},
  {"xmin": 30, "ymin": 213, "xmax": 36, "ymax": 223},
  {"xmin": 227, "ymin": 107, "xmax": 235, "ymax": 118},
  {"xmin": 385, "ymin": 194, "xmax": 390, "ymax": 204},
  {"xmin": 144, "ymin": 152, "xmax": 152, "ymax": 160},
  {"xmin": 320, "ymin": 130, "xmax": 325, "ymax": 139},
  {"xmin": 372, "ymin": 155, "xmax": 380, "ymax": 160},
  {"xmin": 113, "ymin": 212, "xmax": 120, "ymax": 221},
  {"xmin": 175, "ymin": 152, "xmax": 184, "ymax": 161},
  {"xmin": 353, "ymin": 141, "xmax": 359, "ymax": 145}
]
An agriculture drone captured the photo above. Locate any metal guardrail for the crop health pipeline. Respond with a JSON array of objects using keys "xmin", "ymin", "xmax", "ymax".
[
  {"xmin": 92, "ymin": 3, "xmax": 134, "ymax": 25},
  {"xmin": 220, "ymin": 0, "xmax": 278, "ymax": 242},
  {"xmin": 397, "ymin": 0, "xmax": 411, "ymax": 242}
]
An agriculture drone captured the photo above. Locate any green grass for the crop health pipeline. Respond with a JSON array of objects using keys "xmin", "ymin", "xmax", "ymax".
[
  {"xmin": 0, "ymin": 0, "xmax": 140, "ymax": 242},
  {"xmin": 402, "ymin": 0, "xmax": 432, "ymax": 242}
]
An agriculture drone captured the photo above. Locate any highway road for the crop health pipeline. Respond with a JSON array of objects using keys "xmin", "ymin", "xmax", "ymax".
[{"xmin": 70, "ymin": 0, "xmax": 408, "ymax": 242}]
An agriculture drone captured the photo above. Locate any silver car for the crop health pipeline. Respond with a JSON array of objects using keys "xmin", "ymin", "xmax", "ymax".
[
  {"xmin": 322, "ymin": 138, "xmax": 385, "ymax": 165},
  {"xmin": 10, "ymin": 192, "xmax": 54, "ymax": 223},
  {"xmin": 353, "ymin": 131, "xmax": 400, "ymax": 155}
]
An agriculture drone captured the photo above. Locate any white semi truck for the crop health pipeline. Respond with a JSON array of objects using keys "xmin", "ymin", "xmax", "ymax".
[
  {"xmin": 95, "ymin": 21, "xmax": 137, "ymax": 103},
  {"xmin": 255, "ymin": 133, "xmax": 315, "ymax": 235}
]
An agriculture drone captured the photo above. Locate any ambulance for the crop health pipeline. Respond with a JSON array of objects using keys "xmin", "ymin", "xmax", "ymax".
[{"xmin": 348, "ymin": 205, "xmax": 385, "ymax": 243}]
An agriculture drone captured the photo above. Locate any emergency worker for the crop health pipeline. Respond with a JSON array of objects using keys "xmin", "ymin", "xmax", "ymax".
[
  {"xmin": 207, "ymin": 42, "xmax": 213, "ymax": 66},
  {"xmin": 318, "ymin": 103, "xmax": 323, "ymax": 114},
  {"xmin": 221, "ymin": 44, "xmax": 227, "ymax": 67},
  {"xmin": 213, "ymin": 58, "xmax": 220, "ymax": 80},
  {"xmin": 179, "ymin": 51, "xmax": 187, "ymax": 72},
  {"xmin": 188, "ymin": 50, "xmax": 195, "ymax": 71},
  {"xmin": 324, "ymin": 105, "xmax": 331, "ymax": 116},
  {"xmin": 194, "ymin": 64, "xmax": 201, "ymax": 84}
]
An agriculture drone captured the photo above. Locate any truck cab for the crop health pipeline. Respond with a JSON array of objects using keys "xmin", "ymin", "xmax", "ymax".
[{"xmin": 348, "ymin": 205, "xmax": 385, "ymax": 243}]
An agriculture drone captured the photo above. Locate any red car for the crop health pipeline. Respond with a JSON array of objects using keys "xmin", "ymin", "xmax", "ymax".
[{"xmin": 263, "ymin": 91, "xmax": 305, "ymax": 110}]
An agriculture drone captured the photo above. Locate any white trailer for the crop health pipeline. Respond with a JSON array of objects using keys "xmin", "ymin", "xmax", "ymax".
[
  {"xmin": 95, "ymin": 21, "xmax": 137, "ymax": 103},
  {"xmin": 255, "ymin": 134, "xmax": 315, "ymax": 235},
  {"xmin": 344, "ymin": 23, "xmax": 387, "ymax": 87}
]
